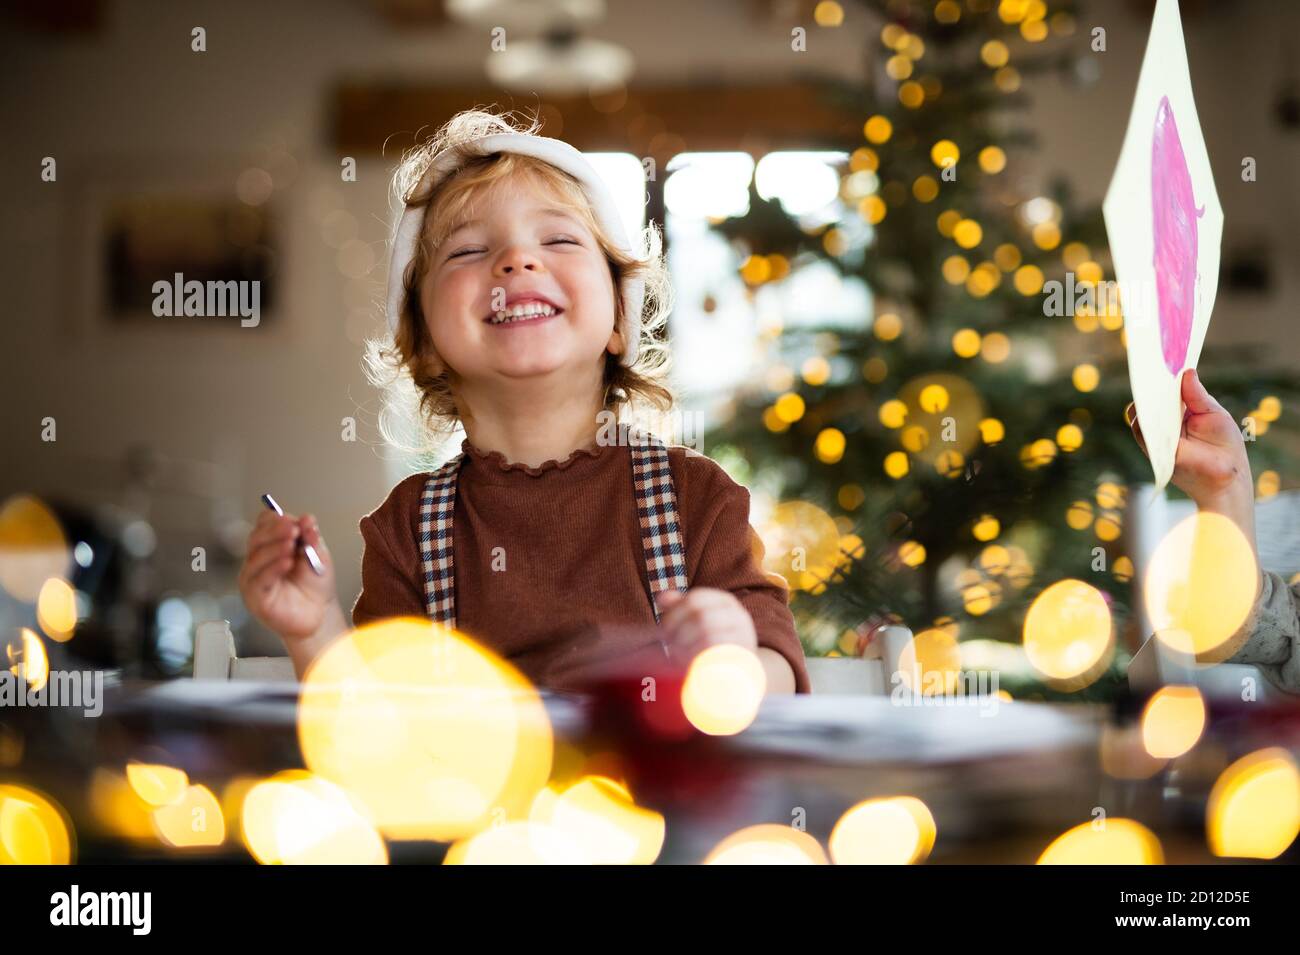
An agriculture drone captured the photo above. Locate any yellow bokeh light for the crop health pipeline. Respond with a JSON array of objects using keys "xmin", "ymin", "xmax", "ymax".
[
  {"xmin": 1031, "ymin": 438, "xmax": 1058, "ymax": 465},
  {"xmin": 153, "ymin": 784, "xmax": 225, "ymax": 849},
  {"xmin": 1095, "ymin": 482, "xmax": 1124, "ymax": 509},
  {"xmin": 979, "ymin": 146, "xmax": 1007, "ymax": 175},
  {"xmin": 445, "ymin": 821, "xmax": 587, "ymax": 864},
  {"xmin": 879, "ymin": 398, "xmax": 908, "ymax": 429},
  {"xmin": 930, "ymin": 140, "xmax": 960, "ymax": 169},
  {"xmin": 851, "ymin": 147, "xmax": 879, "ymax": 172},
  {"xmin": 241, "ymin": 773, "xmax": 387, "ymax": 864},
  {"xmin": 1140, "ymin": 686, "xmax": 1206, "ymax": 760},
  {"xmin": 1023, "ymin": 579, "xmax": 1112, "ymax": 683},
  {"xmin": 886, "ymin": 53, "xmax": 914, "ymax": 80},
  {"xmin": 884, "ymin": 451, "xmax": 910, "ymax": 479},
  {"xmin": 739, "ymin": 254, "xmax": 770, "ymax": 285},
  {"xmin": 952, "ymin": 218, "xmax": 982, "ymax": 249},
  {"xmin": 801, "ymin": 355, "xmax": 830, "ymax": 386},
  {"xmin": 1066, "ymin": 500, "xmax": 1094, "ymax": 530},
  {"xmin": 972, "ymin": 514, "xmax": 1000, "ymax": 542},
  {"xmin": 1095, "ymin": 515, "xmax": 1122, "ymax": 542},
  {"xmin": 297, "ymin": 618, "xmax": 553, "ymax": 842},
  {"xmin": 1060, "ymin": 242, "xmax": 1089, "ymax": 270},
  {"xmin": 912, "ymin": 175, "xmax": 939, "ymax": 202},
  {"xmin": 1072, "ymin": 363, "xmax": 1100, "ymax": 392},
  {"xmin": 935, "ymin": 449, "xmax": 967, "ymax": 475},
  {"xmin": 1032, "ymin": 221, "xmax": 1061, "ymax": 250},
  {"xmin": 897, "ymin": 627, "xmax": 961, "ymax": 694},
  {"xmin": 36, "ymin": 577, "xmax": 77, "ymax": 642},
  {"xmin": 859, "ymin": 195, "xmax": 887, "ymax": 224},
  {"xmin": 1038, "ymin": 819, "xmax": 1163, "ymax": 864},
  {"xmin": 1013, "ymin": 264, "xmax": 1044, "ymax": 295},
  {"xmin": 899, "ymin": 540, "xmax": 926, "ymax": 568},
  {"xmin": 966, "ymin": 263, "xmax": 999, "ymax": 297},
  {"xmin": 980, "ymin": 544, "xmax": 1011, "ymax": 575},
  {"xmin": 1021, "ymin": 16, "xmax": 1048, "ymax": 41},
  {"xmin": 981, "ymin": 332, "xmax": 1011, "ymax": 363},
  {"xmin": 994, "ymin": 242, "xmax": 1021, "ymax": 271},
  {"xmin": 815, "ymin": 428, "xmax": 846, "ymax": 464},
  {"xmin": 813, "ymin": 0, "xmax": 845, "ymax": 27},
  {"xmin": 874, "ymin": 311, "xmax": 903, "ymax": 341},
  {"xmin": 1076, "ymin": 260, "xmax": 1103, "ymax": 285},
  {"xmin": 127, "ymin": 762, "xmax": 190, "ymax": 808},
  {"xmin": 759, "ymin": 500, "xmax": 842, "ymax": 591},
  {"xmin": 830, "ymin": 796, "xmax": 936, "ymax": 864},
  {"xmin": 89, "ymin": 770, "xmax": 156, "ymax": 842},
  {"xmin": 963, "ymin": 583, "xmax": 997, "ymax": 615},
  {"xmin": 1145, "ymin": 512, "xmax": 1259, "ymax": 658},
  {"xmin": 918, "ymin": 384, "xmax": 949, "ymax": 413},
  {"xmin": 942, "ymin": 254, "xmax": 970, "ymax": 284},
  {"xmin": 0, "ymin": 495, "xmax": 69, "ymax": 604},
  {"xmin": 530, "ymin": 776, "xmax": 665, "ymax": 865},
  {"xmin": 978, "ymin": 417, "xmax": 1005, "ymax": 443},
  {"xmin": 935, "ymin": 0, "xmax": 961, "ymax": 23},
  {"xmin": 901, "ymin": 425, "xmax": 929, "ymax": 454},
  {"xmin": 0, "ymin": 784, "xmax": 73, "ymax": 864},
  {"xmin": 980, "ymin": 39, "xmax": 1009, "ymax": 68},
  {"xmin": 681, "ymin": 644, "xmax": 766, "ymax": 736},
  {"xmin": 1257, "ymin": 470, "xmax": 1280, "ymax": 498},
  {"xmin": 8, "ymin": 627, "xmax": 49, "ymax": 693},
  {"xmin": 763, "ymin": 406, "xmax": 789, "ymax": 433},
  {"xmin": 1056, "ymin": 423, "xmax": 1083, "ymax": 452},
  {"xmin": 952, "ymin": 328, "xmax": 981, "ymax": 358},
  {"xmin": 705, "ymin": 823, "xmax": 829, "ymax": 864},
  {"xmin": 899, "ymin": 81, "xmax": 926, "ymax": 109},
  {"xmin": 864, "ymin": 115, "xmax": 893, "ymax": 144},
  {"xmin": 1207, "ymin": 749, "xmax": 1300, "ymax": 860},
  {"xmin": 994, "ymin": 66, "xmax": 1021, "ymax": 92},
  {"xmin": 774, "ymin": 392, "xmax": 806, "ymax": 423}
]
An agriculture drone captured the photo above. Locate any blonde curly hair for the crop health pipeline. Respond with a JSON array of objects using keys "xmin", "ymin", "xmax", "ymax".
[{"xmin": 364, "ymin": 106, "xmax": 675, "ymax": 464}]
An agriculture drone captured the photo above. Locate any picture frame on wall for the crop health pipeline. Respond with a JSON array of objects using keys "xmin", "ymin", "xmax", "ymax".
[{"xmin": 61, "ymin": 153, "xmax": 284, "ymax": 343}]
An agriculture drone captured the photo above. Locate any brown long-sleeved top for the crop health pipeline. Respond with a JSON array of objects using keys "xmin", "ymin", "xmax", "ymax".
[{"xmin": 351, "ymin": 437, "xmax": 811, "ymax": 694}]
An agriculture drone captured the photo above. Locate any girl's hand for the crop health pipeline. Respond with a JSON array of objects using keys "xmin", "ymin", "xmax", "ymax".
[
  {"xmin": 1127, "ymin": 368, "xmax": 1254, "ymax": 508},
  {"xmin": 656, "ymin": 587, "xmax": 758, "ymax": 657},
  {"xmin": 238, "ymin": 510, "xmax": 338, "ymax": 640}
]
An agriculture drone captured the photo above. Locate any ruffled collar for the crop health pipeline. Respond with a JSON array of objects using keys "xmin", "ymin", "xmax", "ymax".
[{"xmin": 460, "ymin": 437, "xmax": 609, "ymax": 478}]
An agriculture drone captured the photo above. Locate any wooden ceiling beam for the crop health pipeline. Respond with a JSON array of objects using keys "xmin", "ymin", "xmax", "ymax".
[{"xmin": 332, "ymin": 82, "xmax": 862, "ymax": 162}]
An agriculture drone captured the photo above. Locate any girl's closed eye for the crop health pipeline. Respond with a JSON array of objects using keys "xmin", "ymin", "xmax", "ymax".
[{"xmin": 446, "ymin": 235, "xmax": 581, "ymax": 260}]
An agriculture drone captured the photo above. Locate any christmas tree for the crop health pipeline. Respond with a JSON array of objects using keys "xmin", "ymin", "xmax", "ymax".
[{"xmin": 702, "ymin": 0, "xmax": 1299, "ymax": 699}]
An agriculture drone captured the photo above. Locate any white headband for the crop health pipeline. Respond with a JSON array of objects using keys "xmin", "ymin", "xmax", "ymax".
[{"xmin": 385, "ymin": 132, "xmax": 646, "ymax": 367}]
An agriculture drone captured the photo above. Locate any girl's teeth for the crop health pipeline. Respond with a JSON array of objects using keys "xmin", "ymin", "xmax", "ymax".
[{"xmin": 491, "ymin": 303, "xmax": 556, "ymax": 324}]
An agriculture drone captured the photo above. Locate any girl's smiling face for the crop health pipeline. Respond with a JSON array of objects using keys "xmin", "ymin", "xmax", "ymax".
[{"xmin": 419, "ymin": 176, "xmax": 623, "ymax": 385}]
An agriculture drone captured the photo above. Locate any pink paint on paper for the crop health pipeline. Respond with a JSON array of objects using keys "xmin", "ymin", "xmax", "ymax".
[{"xmin": 1151, "ymin": 95, "xmax": 1204, "ymax": 376}]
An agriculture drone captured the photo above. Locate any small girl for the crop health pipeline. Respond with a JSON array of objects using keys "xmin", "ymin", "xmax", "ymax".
[{"xmin": 239, "ymin": 108, "xmax": 810, "ymax": 694}]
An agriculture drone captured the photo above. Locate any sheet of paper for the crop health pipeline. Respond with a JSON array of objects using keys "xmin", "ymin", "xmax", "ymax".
[{"xmin": 1103, "ymin": 0, "xmax": 1223, "ymax": 489}]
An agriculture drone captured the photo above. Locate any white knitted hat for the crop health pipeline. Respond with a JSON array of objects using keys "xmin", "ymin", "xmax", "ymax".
[{"xmin": 385, "ymin": 132, "xmax": 646, "ymax": 366}]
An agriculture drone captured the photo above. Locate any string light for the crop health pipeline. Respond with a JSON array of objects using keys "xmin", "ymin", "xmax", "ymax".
[{"xmin": 864, "ymin": 115, "xmax": 893, "ymax": 144}]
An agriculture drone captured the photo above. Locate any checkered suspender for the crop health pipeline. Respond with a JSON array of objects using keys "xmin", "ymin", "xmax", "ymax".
[
  {"xmin": 418, "ymin": 453, "xmax": 463, "ymax": 626},
  {"xmin": 627, "ymin": 425, "xmax": 689, "ymax": 622},
  {"xmin": 417, "ymin": 423, "xmax": 689, "ymax": 627}
]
